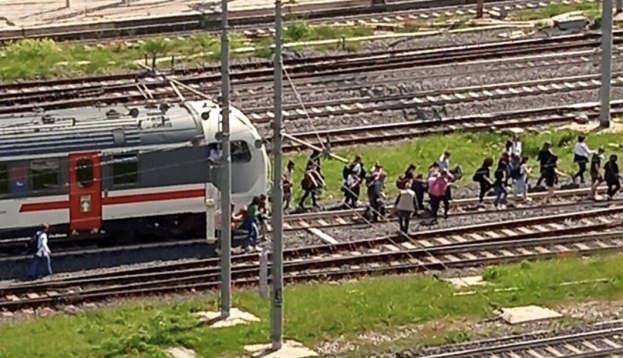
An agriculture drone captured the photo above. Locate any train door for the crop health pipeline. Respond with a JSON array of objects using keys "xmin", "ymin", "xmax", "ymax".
[{"xmin": 68, "ymin": 152, "xmax": 102, "ymax": 232}]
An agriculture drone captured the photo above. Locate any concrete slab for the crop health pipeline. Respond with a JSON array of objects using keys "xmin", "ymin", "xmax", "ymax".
[
  {"xmin": 244, "ymin": 340, "xmax": 318, "ymax": 358},
  {"xmin": 165, "ymin": 347, "xmax": 197, "ymax": 358},
  {"xmin": 0, "ymin": 0, "xmax": 359, "ymax": 29},
  {"xmin": 307, "ymin": 227, "xmax": 339, "ymax": 244},
  {"xmin": 442, "ymin": 275, "xmax": 488, "ymax": 289},
  {"xmin": 195, "ymin": 307, "xmax": 260, "ymax": 328},
  {"xmin": 500, "ymin": 305, "xmax": 563, "ymax": 325}
]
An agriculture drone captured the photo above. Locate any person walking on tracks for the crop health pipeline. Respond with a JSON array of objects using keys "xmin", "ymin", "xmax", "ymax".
[
  {"xmin": 604, "ymin": 154, "xmax": 621, "ymax": 200},
  {"xmin": 429, "ymin": 170, "xmax": 451, "ymax": 222},
  {"xmin": 473, "ymin": 157, "xmax": 494, "ymax": 206},
  {"xmin": 573, "ymin": 135, "xmax": 593, "ymax": 184},
  {"xmin": 393, "ymin": 179, "xmax": 417, "ymax": 234},
  {"xmin": 590, "ymin": 147, "xmax": 605, "ymax": 199},
  {"xmin": 536, "ymin": 141, "xmax": 553, "ymax": 187},
  {"xmin": 541, "ymin": 155, "xmax": 567, "ymax": 205},
  {"xmin": 27, "ymin": 224, "xmax": 52, "ymax": 280}
]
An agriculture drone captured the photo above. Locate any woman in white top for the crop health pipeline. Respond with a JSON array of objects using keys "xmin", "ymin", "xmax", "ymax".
[
  {"xmin": 573, "ymin": 135, "xmax": 592, "ymax": 184},
  {"xmin": 511, "ymin": 134, "xmax": 521, "ymax": 154}
]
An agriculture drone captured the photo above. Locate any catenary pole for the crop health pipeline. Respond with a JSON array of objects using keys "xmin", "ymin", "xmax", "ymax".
[
  {"xmin": 220, "ymin": 0, "xmax": 232, "ymax": 318},
  {"xmin": 600, "ymin": 0, "xmax": 613, "ymax": 128},
  {"xmin": 271, "ymin": 0, "xmax": 284, "ymax": 350}
]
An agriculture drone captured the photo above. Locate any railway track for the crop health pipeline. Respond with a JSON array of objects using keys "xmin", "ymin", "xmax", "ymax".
[
  {"xmin": 1, "ymin": 206, "xmax": 622, "ymax": 311},
  {"xmin": 0, "ymin": 186, "xmax": 611, "ymax": 256},
  {"xmin": 277, "ymin": 101, "xmax": 623, "ymax": 152},
  {"xmin": 417, "ymin": 325, "xmax": 623, "ymax": 358},
  {"xmin": 276, "ymin": 187, "xmax": 617, "ymax": 232},
  {"xmin": 0, "ymin": 0, "xmax": 585, "ymax": 44},
  {"xmin": 0, "ymin": 31, "xmax": 618, "ymax": 114},
  {"xmin": 247, "ymin": 73, "xmax": 623, "ymax": 123},
  {"xmin": 238, "ymin": 48, "xmax": 623, "ymax": 102}
]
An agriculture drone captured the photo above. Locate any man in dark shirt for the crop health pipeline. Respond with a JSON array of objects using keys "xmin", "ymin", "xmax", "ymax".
[
  {"xmin": 536, "ymin": 141, "xmax": 553, "ymax": 187},
  {"xmin": 367, "ymin": 173, "xmax": 386, "ymax": 222},
  {"xmin": 604, "ymin": 154, "xmax": 621, "ymax": 199}
]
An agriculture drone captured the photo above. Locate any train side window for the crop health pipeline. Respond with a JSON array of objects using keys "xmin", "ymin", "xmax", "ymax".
[
  {"xmin": 112, "ymin": 155, "xmax": 139, "ymax": 186},
  {"xmin": 0, "ymin": 164, "xmax": 8, "ymax": 195},
  {"xmin": 76, "ymin": 159, "xmax": 94, "ymax": 188},
  {"xmin": 30, "ymin": 159, "xmax": 60, "ymax": 191},
  {"xmin": 231, "ymin": 141, "xmax": 251, "ymax": 163}
]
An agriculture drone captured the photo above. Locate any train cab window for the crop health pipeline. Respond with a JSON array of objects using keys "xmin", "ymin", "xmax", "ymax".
[
  {"xmin": 76, "ymin": 159, "xmax": 94, "ymax": 188},
  {"xmin": 231, "ymin": 141, "xmax": 251, "ymax": 163},
  {"xmin": 30, "ymin": 159, "xmax": 60, "ymax": 191},
  {"xmin": 112, "ymin": 155, "xmax": 139, "ymax": 186},
  {"xmin": 0, "ymin": 164, "xmax": 8, "ymax": 195}
]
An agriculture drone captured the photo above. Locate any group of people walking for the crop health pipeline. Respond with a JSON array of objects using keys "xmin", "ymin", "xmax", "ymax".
[{"xmin": 281, "ymin": 134, "xmax": 623, "ymax": 236}]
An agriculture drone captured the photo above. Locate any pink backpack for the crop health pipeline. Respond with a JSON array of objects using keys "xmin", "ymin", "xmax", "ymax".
[{"xmin": 429, "ymin": 177, "xmax": 448, "ymax": 197}]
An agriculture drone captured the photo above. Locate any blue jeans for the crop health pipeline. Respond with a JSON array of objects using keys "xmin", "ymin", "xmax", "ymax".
[
  {"xmin": 28, "ymin": 255, "xmax": 52, "ymax": 280},
  {"xmin": 514, "ymin": 176, "xmax": 527, "ymax": 199},
  {"xmin": 494, "ymin": 185, "xmax": 507, "ymax": 206},
  {"xmin": 243, "ymin": 219, "xmax": 259, "ymax": 247}
]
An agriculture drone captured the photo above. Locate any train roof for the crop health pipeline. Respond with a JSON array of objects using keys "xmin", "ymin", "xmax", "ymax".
[{"xmin": 0, "ymin": 102, "xmax": 208, "ymax": 159}]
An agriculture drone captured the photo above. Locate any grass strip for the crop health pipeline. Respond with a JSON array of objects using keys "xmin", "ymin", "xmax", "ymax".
[
  {"xmin": 285, "ymin": 129, "xmax": 623, "ymax": 203},
  {"xmin": 0, "ymin": 0, "xmax": 601, "ymax": 82},
  {"xmin": 0, "ymin": 22, "xmax": 373, "ymax": 82},
  {"xmin": 1, "ymin": 254, "xmax": 623, "ymax": 358}
]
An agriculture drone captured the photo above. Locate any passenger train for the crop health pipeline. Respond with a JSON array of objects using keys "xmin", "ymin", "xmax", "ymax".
[{"xmin": 0, "ymin": 100, "xmax": 270, "ymax": 241}]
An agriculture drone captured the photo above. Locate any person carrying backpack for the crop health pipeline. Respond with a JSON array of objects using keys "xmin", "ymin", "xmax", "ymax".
[{"xmin": 28, "ymin": 224, "xmax": 52, "ymax": 280}]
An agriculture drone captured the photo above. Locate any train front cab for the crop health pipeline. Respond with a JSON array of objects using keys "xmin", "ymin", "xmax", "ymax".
[{"xmin": 68, "ymin": 152, "xmax": 102, "ymax": 234}]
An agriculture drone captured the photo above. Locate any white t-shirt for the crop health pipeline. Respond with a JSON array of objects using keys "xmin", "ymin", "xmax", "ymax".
[{"xmin": 36, "ymin": 232, "xmax": 50, "ymax": 257}]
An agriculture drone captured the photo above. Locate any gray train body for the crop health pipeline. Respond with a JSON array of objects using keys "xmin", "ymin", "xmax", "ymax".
[{"xmin": 0, "ymin": 100, "xmax": 269, "ymax": 240}]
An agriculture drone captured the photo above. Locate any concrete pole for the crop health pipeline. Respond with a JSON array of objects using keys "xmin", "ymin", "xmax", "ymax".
[
  {"xmin": 270, "ymin": 0, "xmax": 284, "ymax": 350},
  {"xmin": 600, "ymin": 0, "xmax": 614, "ymax": 128},
  {"xmin": 476, "ymin": 0, "xmax": 484, "ymax": 18},
  {"xmin": 219, "ymin": 0, "xmax": 233, "ymax": 318}
]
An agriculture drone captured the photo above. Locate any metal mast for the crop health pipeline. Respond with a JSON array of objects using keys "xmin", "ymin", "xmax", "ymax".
[
  {"xmin": 219, "ymin": 0, "xmax": 233, "ymax": 317},
  {"xmin": 270, "ymin": 0, "xmax": 284, "ymax": 350},
  {"xmin": 600, "ymin": 0, "xmax": 613, "ymax": 128}
]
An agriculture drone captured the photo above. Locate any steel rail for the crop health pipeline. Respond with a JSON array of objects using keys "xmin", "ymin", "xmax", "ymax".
[
  {"xmin": 0, "ymin": 31, "xmax": 616, "ymax": 101},
  {"xmin": 7, "ymin": 205, "xmax": 623, "ymax": 287},
  {"xmin": 0, "ymin": 0, "xmax": 589, "ymax": 44},
  {"xmin": 416, "ymin": 326, "xmax": 623, "ymax": 358},
  {"xmin": 2, "ymin": 227, "xmax": 623, "ymax": 310},
  {"xmin": 274, "ymin": 102, "xmax": 623, "ymax": 153},
  {"xmin": 0, "ymin": 186, "xmax": 613, "ymax": 256},
  {"xmin": 246, "ymin": 73, "xmax": 623, "ymax": 122}
]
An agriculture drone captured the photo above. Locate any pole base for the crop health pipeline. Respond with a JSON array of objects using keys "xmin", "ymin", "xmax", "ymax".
[
  {"xmin": 599, "ymin": 121, "xmax": 611, "ymax": 129},
  {"xmin": 245, "ymin": 341, "xmax": 318, "ymax": 358},
  {"xmin": 195, "ymin": 308, "xmax": 260, "ymax": 328}
]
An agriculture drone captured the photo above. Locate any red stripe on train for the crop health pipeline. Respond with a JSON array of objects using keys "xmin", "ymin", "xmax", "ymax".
[{"xmin": 19, "ymin": 189, "xmax": 205, "ymax": 213}]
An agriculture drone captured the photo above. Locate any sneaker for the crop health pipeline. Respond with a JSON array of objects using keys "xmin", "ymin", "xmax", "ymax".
[{"xmin": 524, "ymin": 197, "xmax": 532, "ymax": 202}]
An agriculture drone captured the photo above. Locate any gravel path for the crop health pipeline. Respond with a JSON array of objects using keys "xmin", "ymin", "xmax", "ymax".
[
  {"xmin": 239, "ymin": 49, "xmax": 616, "ymax": 109},
  {"xmin": 285, "ymin": 28, "xmax": 564, "ymax": 60},
  {"xmin": 302, "ymin": 201, "xmax": 617, "ymax": 246},
  {"xmin": 1, "ymin": 198, "xmax": 611, "ymax": 284},
  {"xmin": 253, "ymin": 87, "xmax": 623, "ymax": 134},
  {"xmin": 238, "ymin": 47, "xmax": 622, "ymax": 133}
]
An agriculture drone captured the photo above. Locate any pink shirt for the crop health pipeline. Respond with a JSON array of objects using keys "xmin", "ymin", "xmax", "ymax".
[{"xmin": 429, "ymin": 176, "xmax": 450, "ymax": 197}]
